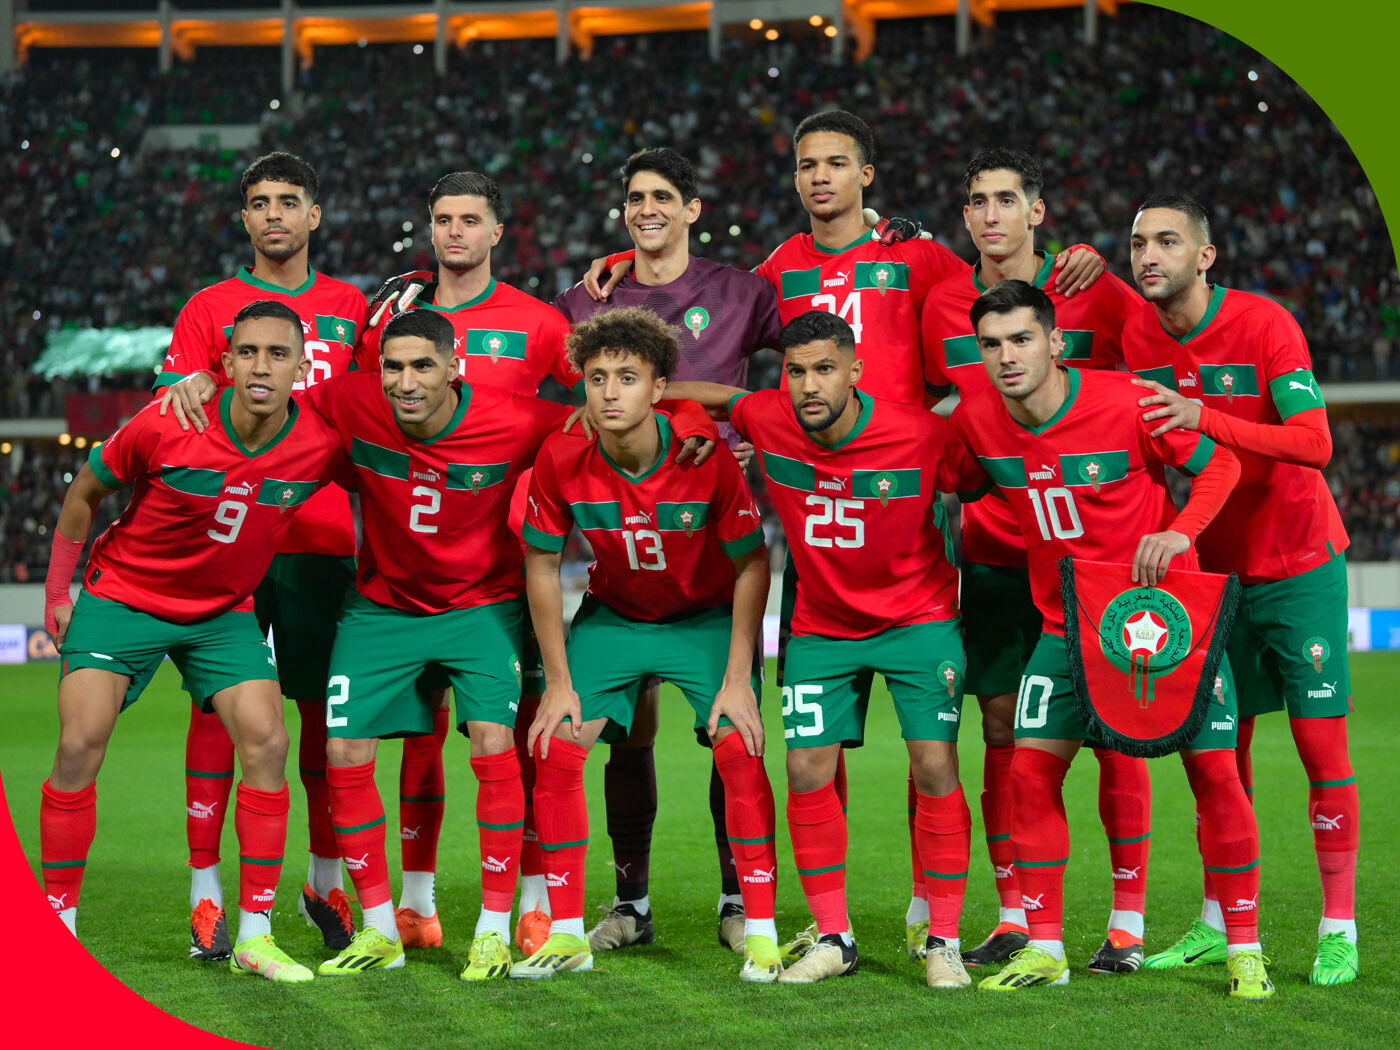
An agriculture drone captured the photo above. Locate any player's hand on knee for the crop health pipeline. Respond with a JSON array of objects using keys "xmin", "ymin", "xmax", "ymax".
[
  {"xmin": 158, "ymin": 370, "xmax": 217, "ymax": 433},
  {"xmin": 708, "ymin": 680, "xmax": 763, "ymax": 757},
  {"xmin": 675, "ymin": 436, "xmax": 716, "ymax": 466},
  {"xmin": 368, "ymin": 269, "xmax": 435, "ymax": 327},
  {"xmin": 530, "ymin": 685, "xmax": 582, "ymax": 759},
  {"xmin": 1132, "ymin": 377, "xmax": 1202, "ymax": 436},
  {"xmin": 1051, "ymin": 244, "xmax": 1105, "ymax": 298},
  {"xmin": 1132, "ymin": 529, "xmax": 1190, "ymax": 586}
]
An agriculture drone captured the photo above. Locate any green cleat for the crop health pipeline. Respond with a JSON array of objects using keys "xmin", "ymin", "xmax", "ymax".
[
  {"xmin": 1227, "ymin": 949, "xmax": 1275, "ymax": 999},
  {"xmin": 317, "ymin": 927, "xmax": 405, "ymax": 976},
  {"xmin": 977, "ymin": 946, "xmax": 1069, "ymax": 991},
  {"xmin": 739, "ymin": 934, "xmax": 782, "ymax": 983},
  {"xmin": 906, "ymin": 920, "xmax": 930, "ymax": 960},
  {"xmin": 509, "ymin": 933, "xmax": 593, "ymax": 978},
  {"xmin": 1310, "ymin": 932, "xmax": 1358, "ymax": 986},
  {"xmin": 778, "ymin": 922, "xmax": 819, "ymax": 967},
  {"xmin": 229, "ymin": 934, "xmax": 313, "ymax": 983},
  {"xmin": 1143, "ymin": 920, "xmax": 1228, "ymax": 969},
  {"xmin": 460, "ymin": 930, "xmax": 512, "ymax": 981}
]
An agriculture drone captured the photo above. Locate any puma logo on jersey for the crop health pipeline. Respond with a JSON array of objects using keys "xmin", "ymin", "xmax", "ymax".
[
  {"xmin": 738, "ymin": 508, "xmax": 756, "ymax": 518},
  {"xmin": 742, "ymin": 867, "xmax": 776, "ymax": 884},
  {"xmin": 1178, "ymin": 370, "xmax": 1199, "ymax": 388},
  {"xmin": 223, "ymin": 483, "xmax": 254, "ymax": 496},
  {"xmin": 822, "ymin": 270, "xmax": 850, "ymax": 288},
  {"xmin": 482, "ymin": 855, "xmax": 512, "ymax": 873},
  {"xmin": 48, "ymin": 893, "xmax": 68, "ymax": 910},
  {"xmin": 994, "ymin": 865, "xmax": 1014, "ymax": 880},
  {"xmin": 413, "ymin": 470, "xmax": 440, "ymax": 483},
  {"xmin": 528, "ymin": 495, "xmax": 541, "ymax": 517},
  {"xmin": 1021, "ymin": 893, "xmax": 1045, "ymax": 911},
  {"xmin": 186, "ymin": 801, "xmax": 220, "ymax": 819},
  {"xmin": 1312, "ymin": 813, "xmax": 1344, "ymax": 830},
  {"xmin": 546, "ymin": 871, "xmax": 570, "ymax": 887},
  {"xmin": 1112, "ymin": 866, "xmax": 1141, "ymax": 880},
  {"xmin": 1030, "ymin": 463, "xmax": 1057, "ymax": 481},
  {"xmin": 1226, "ymin": 894, "xmax": 1258, "ymax": 913},
  {"xmin": 625, "ymin": 511, "xmax": 654, "ymax": 526},
  {"xmin": 400, "ymin": 825, "xmax": 421, "ymax": 840},
  {"xmin": 1289, "ymin": 378, "xmax": 1318, "ymax": 397},
  {"xmin": 345, "ymin": 852, "xmax": 371, "ymax": 872},
  {"xmin": 818, "ymin": 475, "xmax": 847, "ymax": 492}
]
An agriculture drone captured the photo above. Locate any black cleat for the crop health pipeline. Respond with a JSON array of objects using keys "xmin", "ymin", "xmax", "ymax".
[
  {"xmin": 1088, "ymin": 935, "xmax": 1144, "ymax": 974},
  {"xmin": 961, "ymin": 927, "xmax": 1029, "ymax": 968}
]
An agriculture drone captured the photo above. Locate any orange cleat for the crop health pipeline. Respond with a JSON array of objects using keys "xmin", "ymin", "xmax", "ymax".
[{"xmin": 395, "ymin": 906, "xmax": 443, "ymax": 948}]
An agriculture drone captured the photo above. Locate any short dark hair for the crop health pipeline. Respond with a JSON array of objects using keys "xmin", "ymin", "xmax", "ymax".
[
  {"xmin": 964, "ymin": 147, "xmax": 1044, "ymax": 202},
  {"xmin": 970, "ymin": 280, "xmax": 1058, "ymax": 336},
  {"xmin": 622, "ymin": 147, "xmax": 699, "ymax": 203},
  {"xmin": 231, "ymin": 300, "xmax": 304, "ymax": 354},
  {"xmin": 428, "ymin": 171, "xmax": 506, "ymax": 223},
  {"xmin": 382, "ymin": 309, "xmax": 455, "ymax": 359},
  {"xmin": 780, "ymin": 310, "xmax": 856, "ymax": 355},
  {"xmin": 793, "ymin": 109, "xmax": 875, "ymax": 167},
  {"xmin": 1136, "ymin": 192, "xmax": 1211, "ymax": 244},
  {"xmin": 239, "ymin": 152, "xmax": 319, "ymax": 204},
  {"xmin": 566, "ymin": 306, "xmax": 680, "ymax": 380}
]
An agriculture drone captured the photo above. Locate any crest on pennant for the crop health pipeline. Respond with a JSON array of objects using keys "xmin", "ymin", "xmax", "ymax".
[{"xmin": 685, "ymin": 306, "xmax": 710, "ymax": 339}]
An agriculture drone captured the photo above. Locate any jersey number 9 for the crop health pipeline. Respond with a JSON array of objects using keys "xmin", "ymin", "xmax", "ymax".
[{"xmin": 208, "ymin": 500, "xmax": 247, "ymax": 544}]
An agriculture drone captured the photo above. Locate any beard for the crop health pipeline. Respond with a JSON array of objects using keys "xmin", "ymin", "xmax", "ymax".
[{"xmin": 797, "ymin": 392, "xmax": 847, "ymax": 433}]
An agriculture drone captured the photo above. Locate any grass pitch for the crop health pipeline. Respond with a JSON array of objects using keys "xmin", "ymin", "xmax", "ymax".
[{"xmin": 3, "ymin": 655, "xmax": 1397, "ymax": 1049}]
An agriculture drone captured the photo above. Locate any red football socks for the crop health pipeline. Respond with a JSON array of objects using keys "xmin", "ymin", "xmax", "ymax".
[
  {"xmin": 1236, "ymin": 716, "xmax": 1256, "ymax": 798},
  {"xmin": 185, "ymin": 703, "xmax": 234, "ymax": 868},
  {"xmin": 514, "ymin": 696, "xmax": 544, "ymax": 882},
  {"xmin": 1010, "ymin": 747, "xmax": 1071, "ymax": 942},
  {"xmin": 294, "ymin": 699, "xmax": 337, "ymax": 859},
  {"xmin": 328, "ymin": 761, "xmax": 392, "ymax": 909},
  {"xmin": 398, "ymin": 705, "xmax": 448, "ymax": 873},
  {"xmin": 1292, "ymin": 715, "xmax": 1358, "ymax": 919},
  {"xmin": 40, "ymin": 779, "xmax": 96, "ymax": 911},
  {"xmin": 533, "ymin": 738, "xmax": 590, "ymax": 920},
  {"xmin": 1093, "ymin": 748, "xmax": 1150, "ymax": 913},
  {"xmin": 981, "ymin": 743, "xmax": 1019, "ymax": 909},
  {"xmin": 712, "ymin": 733, "xmax": 777, "ymax": 920},
  {"xmin": 470, "ymin": 750, "xmax": 525, "ymax": 913},
  {"xmin": 1182, "ymin": 750, "xmax": 1259, "ymax": 945},
  {"xmin": 787, "ymin": 779, "xmax": 848, "ymax": 935},
  {"xmin": 234, "ymin": 781, "xmax": 288, "ymax": 914},
  {"xmin": 914, "ymin": 784, "xmax": 971, "ymax": 940}
]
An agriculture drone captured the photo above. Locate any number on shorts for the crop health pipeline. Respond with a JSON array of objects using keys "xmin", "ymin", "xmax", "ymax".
[
  {"xmin": 1027, "ymin": 487, "xmax": 1084, "ymax": 540},
  {"xmin": 207, "ymin": 500, "xmax": 247, "ymax": 544},
  {"xmin": 326, "ymin": 674, "xmax": 350, "ymax": 728},
  {"xmin": 781, "ymin": 684, "xmax": 825, "ymax": 740},
  {"xmin": 1015, "ymin": 674, "xmax": 1053, "ymax": 730},
  {"xmin": 803, "ymin": 495, "xmax": 864, "ymax": 549},
  {"xmin": 622, "ymin": 529, "xmax": 666, "ymax": 571},
  {"xmin": 409, "ymin": 486, "xmax": 441, "ymax": 534}
]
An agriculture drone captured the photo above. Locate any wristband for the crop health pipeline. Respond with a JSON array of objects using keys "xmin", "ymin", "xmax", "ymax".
[{"xmin": 45, "ymin": 533, "xmax": 84, "ymax": 634}]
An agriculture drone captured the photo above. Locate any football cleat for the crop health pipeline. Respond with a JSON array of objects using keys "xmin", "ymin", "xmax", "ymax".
[
  {"xmin": 1143, "ymin": 920, "xmax": 1228, "ymax": 969},
  {"xmin": 778, "ymin": 921, "xmax": 819, "ymax": 967},
  {"xmin": 299, "ymin": 885, "xmax": 355, "ymax": 950},
  {"xmin": 189, "ymin": 898, "xmax": 232, "ymax": 961},
  {"xmin": 1309, "ymin": 932, "xmax": 1359, "ymax": 986},
  {"xmin": 395, "ymin": 906, "xmax": 443, "ymax": 949},
  {"xmin": 960, "ymin": 924, "xmax": 1028, "ymax": 968},
  {"xmin": 977, "ymin": 946, "xmax": 1070, "ymax": 990},
  {"xmin": 317, "ymin": 927, "xmax": 405, "ymax": 976},
  {"xmin": 460, "ymin": 930, "xmax": 512, "ymax": 981},
  {"xmin": 1227, "ymin": 949, "xmax": 1275, "ymax": 999},
  {"xmin": 586, "ymin": 901, "xmax": 655, "ymax": 951},
  {"xmin": 229, "ymin": 934, "xmax": 313, "ymax": 983},
  {"xmin": 739, "ymin": 934, "xmax": 782, "ymax": 983},
  {"xmin": 515, "ymin": 908, "xmax": 552, "ymax": 957},
  {"xmin": 776, "ymin": 934, "xmax": 858, "ymax": 984},
  {"xmin": 925, "ymin": 937, "xmax": 972, "ymax": 988},
  {"xmin": 509, "ymin": 933, "xmax": 594, "ymax": 978},
  {"xmin": 718, "ymin": 901, "xmax": 746, "ymax": 953},
  {"xmin": 1088, "ymin": 930, "xmax": 1144, "ymax": 974},
  {"xmin": 906, "ymin": 919, "xmax": 930, "ymax": 960}
]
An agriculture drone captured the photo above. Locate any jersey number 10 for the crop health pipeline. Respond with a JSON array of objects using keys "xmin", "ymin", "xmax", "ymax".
[{"xmin": 1027, "ymin": 487, "xmax": 1084, "ymax": 541}]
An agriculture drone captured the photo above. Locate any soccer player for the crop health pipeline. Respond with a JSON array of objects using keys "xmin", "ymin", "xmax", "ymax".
[
  {"xmin": 40, "ymin": 300, "xmax": 342, "ymax": 983},
  {"xmin": 921, "ymin": 148, "xmax": 1152, "ymax": 972},
  {"xmin": 511, "ymin": 307, "xmax": 778, "ymax": 982},
  {"xmin": 669, "ymin": 310, "xmax": 989, "ymax": 989},
  {"xmin": 948, "ymin": 280, "xmax": 1273, "ymax": 999},
  {"xmin": 155, "ymin": 152, "xmax": 365, "ymax": 959},
  {"xmin": 303, "ymin": 309, "xmax": 715, "ymax": 980},
  {"xmin": 1123, "ymin": 194, "xmax": 1359, "ymax": 986},
  {"xmin": 553, "ymin": 147, "xmax": 782, "ymax": 954}
]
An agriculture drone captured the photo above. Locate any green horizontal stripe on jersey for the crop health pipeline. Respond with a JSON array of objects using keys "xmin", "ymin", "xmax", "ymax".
[
  {"xmin": 1309, "ymin": 776, "xmax": 1356, "ymax": 788},
  {"xmin": 1061, "ymin": 450, "xmax": 1129, "ymax": 489},
  {"xmin": 1200, "ymin": 363, "xmax": 1260, "ymax": 398},
  {"xmin": 477, "ymin": 819, "xmax": 526, "ymax": 831},
  {"xmin": 1107, "ymin": 833, "xmax": 1152, "ymax": 844},
  {"xmin": 571, "ymin": 500, "xmax": 623, "ymax": 532},
  {"xmin": 728, "ymin": 834, "xmax": 776, "ymax": 845},
  {"xmin": 853, "ymin": 467, "xmax": 921, "ymax": 502},
  {"xmin": 522, "ymin": 522, "xmax": 566, "ymax": 553},
  {"xmin": 462, "ymin": 329, "xmax": 528, "ymax": 362},
  {"xmin": 1133, "ymin": 365, "xmax": 1177, "ymax": 391},
  {"xmin": 1061, "ymin": 330, "xmax": 1095, "ymax": 361},
  {"xmin": 779, "ymin": 267, "xmax": 821, "ymax": 300},
  {"xmin": 1014, "ymin": 857, "xmax": 1070, "ymax": 868},
  {"xmin": 923, "ymin": 869, "xmax": 969, "ymax": 880},
  {"xmin": 1205, "ymin": 858, "xmax": 1260, "ymax": 874},
  {"xmin": 41, "ymin": 859, "xmax": 86, "ymax": 869},
  {"xmin": 351, "ymin": 437, "xmax": 410, "ymax": 481},
  {"xmin": 985, "ymin": 833, "xmax": 1010, "ymax": 843},
  {"xmin": 333, "ymin": 815, "xmax": 386, "ymax": 835},
  {"xmin": 761, "ymin": 451, "xmax": 816, "ymax": 492},
  {"xmin": 1182, "ymin": 436, "xmax": 1219, "ymax": 477},
  {"xmin": 315, "ymin": 314, "xmax": 358, "ymax": 345},
  {"xmin": 1269, "ymin": 369, "xmax": 1326, "ymax": 419},
  {"xmin": 399, "ymin": 795, "xmax": 446, "ymax": 803},
  {"xmin": 796, "ymin": 862, "xmax": 845, "ymax": 876},
  {"xmin": 720, "ymin": 528, "xmax": 765, "ymax": 558},
  {"xmin": 540, "ymin": 837, "xmax": 589, "ymax": 851},
  {"xmin": 446, "ymin": 461, "xmax": 509, "ymax": 492},
  {"xmin": 89, "ymin": 443, "xmax": 124, "ymax": 489},
  {"xmin": 978, "ymin": 455, "xmax": 1028, "ymax": 489},
  {"xmin": 942, "ymin": 334, "xmax": 981, "ymax": 369},
  {"xmin": 186, "ymin": 767, "xmax": 235, "ymax": 779},
  {"xmin": 656, "ymin": 501, "xmax": 710, "ymax": 533},
  {"xmin": 256, "ymin": 478, "xmax": 317, "ymax": 509},
  {"xmin": 161, "ymin": 465, "xmax": 226, "ymax": 499},
  {"xmin": 239, "ymin": 855, "xmax": 285, "ymax": 866},
  {"xmin": 853, "ymin": 260, "xmax": 909, "ymax": 293}
]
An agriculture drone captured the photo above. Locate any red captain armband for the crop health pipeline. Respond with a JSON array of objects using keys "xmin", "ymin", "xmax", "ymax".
[
  {"xmin": 660, "ymin": 399, "xmax": 719, "ymax": 444},
  {"xmin": 604, "ymin": 249, "xmax": 637, "ymax": 271}
]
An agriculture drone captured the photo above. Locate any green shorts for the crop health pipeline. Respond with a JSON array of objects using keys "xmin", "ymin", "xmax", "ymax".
[
  {"xmin": 782, "ymin": 619, "xmax": 965, "ymax": 748},
  {"xmin": 325, "ymin": 592, "xmax": 525, "ymax": 740},
  {"xmin": 1227, "ymin": 554, "xmax": 1352, "ymax": 719},
  {"xmin": 254, "ymin": 553, "xmax": 354, "ymax": 702},
  {"xmin": 60, "ymin": 590, "xmax": 277, "ymax": 712},
  {"xmin": 1015, "ymin": 633, "xmax": 1239, "ymax": 750},
  {"xmin": 962, "ymin": 561, "xmax": 1041, "ymax": 696},
  {"xmin": 566, "ymin": 597, "xmax": 756, "ymax": 745}
]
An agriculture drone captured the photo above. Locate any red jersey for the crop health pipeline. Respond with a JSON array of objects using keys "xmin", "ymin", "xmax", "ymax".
[
  {"xmin": 1121, "ymin": 286, "xmax": 1348, "ymax": 583},
  {"xmin": 84, "ymin": 390, "xmax": 340, "ymax": 623},
  {"xmin": 754, "ymin": 233, "xmax": 968, "ymax": 406},
  {"xmin": 950, "ymin": 369, "xmax": 1223, "ymax": 635},
  {"xmin": 306, "ymin": 371, "xmax": 570, "ymax": 615},
  {"xmin": 729, "ymin": 388, "xmax": 984, "ymax": 639},
  {"xmin": 158, "ymin": 267, "xmax": 367, "ymax": 559},
  {"xmin": 523, "ymin": 413, "xmax": 764, "ymax": 622},
  {"xmin": 357, "ymin": 278, "xmax": 577, "ymax": 396},
  {"xmin": 921, "ymin": 253, "xmax": 1142, "ymax": 567}
]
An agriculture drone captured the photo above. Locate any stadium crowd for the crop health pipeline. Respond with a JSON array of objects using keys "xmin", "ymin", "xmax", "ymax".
[{"xmin": 1, "ymin": 5, "xmax": 1397, "ymax": 576}]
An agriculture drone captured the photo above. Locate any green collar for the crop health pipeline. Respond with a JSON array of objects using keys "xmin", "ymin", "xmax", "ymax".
[
  {"xmin": 973, "ymin": 251, "xmax": 1054, "ymax": 293},
  {"xmin": 397, "ymin": 383, "xmax": 471, "ymax": 445},
  {"xmin": 236, "ymin": 267, "xmax": 316, "ymax": 297},
  {"xmin": 418, "ymin": 278, "xmax": 496, "ymax": 312},
  {"xmin": 1013, "ymin": 367, "xmax": 1080, "ymax": 436},
  {"xmin": 812, "ymin": 232, "xmax": 871, "ymax": 256},
  {"xmin": 599, "ymin": 411, "xmax": 672, "ymax": 484},
  {"xmin": 219, "ymin": 386, "xmax": 299, "ymax": 457},
  {"xmin": 804, "ymin": 389, "xmax": 873, "ymax": 450},
  {"xmin": 1160, "ymin": 284, "xmax": 1227, "ymax": 344}
]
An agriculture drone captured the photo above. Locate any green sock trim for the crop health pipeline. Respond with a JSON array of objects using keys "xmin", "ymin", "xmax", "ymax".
[
  {"xmin": 186, "ymin": 768, "xmax": 235, "ymax": 779},
  {"xmin": 239, "ymin": 855, "xmax": 285, "ymax": 866},
  {"xmin": 540, "ymin": 838, "xmax": 588, "ymax": 851},
  {"xmin": 923, "ymin": 869, "xmax": 969, "ymax": 880},
  {"xmin": 332, "ymin": 815, "xmax": 386, "ymax": 835},
  {"xmin": 41, "ymin": 859, "xmax": 86, "ymax": 869},
  {"xmin": 298, "ymin": 766, "xmax": 326, "ymax": 778},
  {"xmin": 1308, "ymin": 776, "xmax": 1356, "ymax": 788},
  {"xmin": 985, "ymin": 833, "xmax": 1010, "ymax": 843},
  {"xmin": 1015, "ymin": 857, "xmax": 1070, "ymax": 869},
  {"xmin": 400, "ymin": 794, "xmax": 447, "ymax": 803},
  {"xmin": 796, "ymin": 862, "xmax": 845, "ymax": 876},
  {"xmin": 477, "ymin": 819, "xmax": 525, "ymax": 830},
  {"xmin": 1107, "ymin": 832, "xmax": 1151, "ymax": 844},
  {"xmin": 1205, "ymin": 858, "xmax": 1260, "ymax": 874},
  {"xmin": 728, "ymin": 834, "xmax": 776, "ymax": 845}
]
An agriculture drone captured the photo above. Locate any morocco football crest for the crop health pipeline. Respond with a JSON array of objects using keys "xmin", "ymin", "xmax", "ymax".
[{"xmin": 1060, "ymin": 558, "xmax": 1240, "ymax": 757}]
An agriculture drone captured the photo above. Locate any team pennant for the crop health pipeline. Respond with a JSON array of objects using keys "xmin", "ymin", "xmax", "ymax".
[{"xmin": 1060, "ymin": 557, "xmax": 1240, "ymax": 757}]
